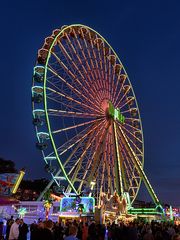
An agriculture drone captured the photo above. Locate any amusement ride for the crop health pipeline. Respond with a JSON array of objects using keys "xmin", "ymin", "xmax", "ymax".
[{"xmin": 32, "ymin": 24, "xmax": 164, "ymax": 220}]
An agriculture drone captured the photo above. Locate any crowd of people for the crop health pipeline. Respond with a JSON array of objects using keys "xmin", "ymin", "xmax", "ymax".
[{"xmin": 1, "ymin": 216, "xmax": 180, "ymax": 240}]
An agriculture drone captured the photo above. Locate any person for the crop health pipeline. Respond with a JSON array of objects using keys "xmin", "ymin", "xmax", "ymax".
[
  {"xmin": 64, "ymin": 225, "xmax": 78, "ymax": 240},
  {"xmin": 30, "ymin": 221, "xmax": 37, "ymax": 240},
  {"xmin": 88, "ymin": 222, "xmax": 96, "ymax": 240},
  {"xmin": 18, "ymin": 219, "xmax": 29, "ymax": 240},
  {"xmin": 42, "ymin": 220, "xmax": 54, "ymax": 240},
  {"xmin": 0, "ymin": 221, "xmax": 4, "ymax": 240},
  {"xmin": 6, "ymin": 216, "xmax": 14, "ymax": 240},
  {"xmin": 143, "ymin": 225, "xmax": 154, "ymax": 240},
  {"xmin": 82, "ymin": 223, "xmax": 88, "ymax": 240},
  {"xmin": 172, "ymin": 234, "xmax": 180, "ymax": 240},
  {"xmin": 9, "ymin": 218, "xmax": 20, "ymax": 240},
  {"xmin": 30, "ymin": 221, "xmax": 44, "ymax": 240}
]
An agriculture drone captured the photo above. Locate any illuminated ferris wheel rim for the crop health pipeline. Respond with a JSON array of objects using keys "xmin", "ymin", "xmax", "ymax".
[{"xmin": 32, "ymin": 23, "xmax": 156, "ymax": 206}]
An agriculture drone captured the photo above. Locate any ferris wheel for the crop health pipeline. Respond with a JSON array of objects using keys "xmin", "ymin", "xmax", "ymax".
[{"xmin": 32, "ymin": 24, "xmax": 160, "ymax": 207}]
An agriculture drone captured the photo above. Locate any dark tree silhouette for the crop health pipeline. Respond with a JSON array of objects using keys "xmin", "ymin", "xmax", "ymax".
[
  {"xmin": 19, "ymin": 178, "xmax": 49, "ymax": 191},
  {"xmin": 0, "ymin": 157, "xmax": 17, "ymax": 173}
]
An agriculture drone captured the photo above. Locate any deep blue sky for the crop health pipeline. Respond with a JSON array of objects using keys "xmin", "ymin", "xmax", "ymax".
[{"xmin": 0, "ymin": 0, "xmax": 179, "ymax": 206}]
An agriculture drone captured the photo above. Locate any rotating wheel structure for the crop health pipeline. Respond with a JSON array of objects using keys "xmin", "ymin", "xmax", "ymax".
[{"xmin": 32, "ymin": 24, "xmax": 158, "ymax": 206}]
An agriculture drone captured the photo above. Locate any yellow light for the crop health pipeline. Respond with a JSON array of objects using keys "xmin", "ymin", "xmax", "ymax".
[
  {"xmin": 90, "ymin": 181, "xmax": 96, "ymax": 186},
  {"xmin": 59, "ymin": 214, "xmax": 80, "ymax": 218},
  {"xmin": 11, "ymin": 170, "xmax": 25, "ymax": 194}
]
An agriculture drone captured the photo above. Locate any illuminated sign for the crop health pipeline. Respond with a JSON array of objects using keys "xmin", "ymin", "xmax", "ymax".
[
  {"xmin": 0, "ymin": 173, "xmax": 19, "ymax": 196},
  {"xmin": 60, "ymin": 197, "xmax": 95, "ymax": 214}
]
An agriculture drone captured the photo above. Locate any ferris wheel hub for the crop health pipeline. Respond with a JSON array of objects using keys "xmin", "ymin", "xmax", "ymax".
[{"xmin": 108, "ymin": 101, "xmax": 125, "ymax": 124}]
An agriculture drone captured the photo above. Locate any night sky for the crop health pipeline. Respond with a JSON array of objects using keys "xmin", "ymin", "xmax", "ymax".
[{"xmin": 0, "ymin": 1, "xmax": 180, "ymax": 206}]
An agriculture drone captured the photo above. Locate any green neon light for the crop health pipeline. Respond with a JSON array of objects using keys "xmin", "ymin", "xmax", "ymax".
[
  {"xmin": 34, "ymin": 65, "xmax": 45, "ymax": 70},
  {"xmin": 32, "ymin": 86, "xmax": 43, "ymax": 95},
  {"xmin": 33, "ymin": 109, "xmax": 45, "ymax": 117},
  {"xmin": 109, "ymin": 101, "xmax": 125, "ymax": 123},
  {"xmin": 128, "ymin": 207, "xmax": 164, "ymax": 215}
]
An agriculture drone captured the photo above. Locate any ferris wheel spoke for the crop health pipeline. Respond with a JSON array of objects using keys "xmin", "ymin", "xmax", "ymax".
[
  {"xmin": 106, "ymin": 133, "xmax": 112, "ymax": 195},
  {"xmin": 47, "ymin": 64, "xmax": 102, "ymax": 114},
  {"xmin": 119, "ymin": 123, "xmax": 143, "ymax": 144},
  {"xmin": 120, "ymin": 155, "xmax": 133, "ymax": 192},
  {"xmin": 52, "ymin": 119, "xmax": 101, "ymax": 134},
  {"xmin": 94, "ymin": 39, "xmax": 105, "ymax": 81},
  {"xmin": 119, "ymin": 96, "xmax": 135, "ymax": 109},
  {"xmin": 57, "ymin": 36, "xmax": 100, "ymax": 103},
  {"xmin": 50, "ymin": 51, "xmax": 97, "ymax": 100},
  {"xmin": 81, "ymin": 33, "xmax": 104, "ymax": 93},
  {"xmin": 117, "ymin": 126, "xmax": 143, "ymax": 168},
  {"xmin": 107, "ymin": 56, "xmax": 113, "ymax": 100},
  {"xmin": 94, "ymin": 129, "xmax": 109, "ymax": 197},
  {"xmin": 66, "ymin": 137, "xmax": 94, "ymax": 193},
  {"xmin": 65, "ymin": 124, "xmax": 102, "ymax": 193},
  {"xmin": 86, "ymin": 120, "xmax": 110, "ymax": 187},
  {"xmin": 88, "ymin": 33, "xmax": 102, "ymax": 79},
  {"xmin": 83, "ymin": 37, "xmax": 98, "ymax": 81},
  {"xmin": 109, "ymin": 67, "xmax": 117, "ymax": 104},
  {"xmin": 80, "ymin": 35, "xmax": 97, "ymax": 80},
  {"xmin": 117, "ymin": 124, "xmax": 159, "ymax": 204},
  {"xmin": 121, "ymin": 108, "xmax": 137, "ymax": 115},
  {"xmin": 60, "ymin": 128, "xmax": 98, "ymax": 181},
  {"xmin": 46, "ymin": 95, "xmax": 86, "ymax": 114},
  {"xmin": 76, "ymin": 120, "xmax": 106, "ymax": 192},
  {"xmin": 109, "ymin": 131, "xmax": 116, "ymax": 194},
  {"xmin": 115, "ymin": 136, "xmax": 130, "ymax": 193},
  {"xmin": 124, "ymin": 122, "xmax": 141, "ymax": 132},
  {"xmin": 117, "ymin": 86, "xmax": 131, "ymax": 105},
  {"xmin": 60, "ymin": 139, "xmax": 86, "ymax": 172},
  {"xmin": 111, "ymin": 64, "xmax": 122, "ymax": 104},
  {"xmin": 87, "ymin": 33, "xmax": 105, "ymax": 92},
  {"xmin": 119, "ymin": 141, "xmax": 140, "ymax": 195},
  {"xmin": 98, "ymin": 154, "xmax": 106, "ymax": 207},
  {"xmin": 102, "ymin": 46, "xmax": 111, "ymax": 100},
  {"xmin": 105, "ymin": 136, "xmax": 115, "ymax": 196},
  {"xmin": 71, "ymin": 30, "xmax": 101, "ymax": 98},
  {"xmin": 90, "ymin": 39, "xmax": 108, "ymax": 98},
  {"xmin": 47, "ymin": 68, "xmax": 94, "ymax": 106},
  {"xmin": 112, "ymin": 68, "xmax": 123, "ymax": 103},
  {"xmin": 117, "ymin": 125, "xmax": 143, "ymax": 155},
  {"xmin": 102, "ymin": 53, "xmax": 111, "ymax": 101},
  {"xmin": 59, "ymin": 119, "xmax": 105, "ymax": 156},
  {"xmin": 116, "ymin": 132, "xmax": 141, "ymax": 199},
  {"xmin": 116, "ymin": 135, "xmax": 140, "ymax": 190},
  {"xmin": 122, "ymin": 163, "xmax": 133, "ymax": 195},
  {"xmin": 47, "ymin": 89, "xmax": 96, "ymax": 115},
  {"xmin": 47, "ymin": 108, "xmax": 102, "ymax": 119},
  {"xmin": 56, "ymin": 124, "xmax": 95, "ymax": 155},
  {"xmin": 113, "ymin": 75, "xmax": 128, "ymax": 107},
  {"xmin": 47, "ymin": 87, "xmax": 102, "ymax": 115},
  {"xmin": 112, "ymin": 122, "xmax": 124, "ymax": 195},
  {"xmin": 78, "ymin": 119, "xmax": 108, "ymax": 186},
  {"xmin": 46, "ymin": 91, "xmax": 93, "ymax": 115}
]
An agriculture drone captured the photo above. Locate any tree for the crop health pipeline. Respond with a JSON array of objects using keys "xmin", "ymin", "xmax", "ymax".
[{"xmin": 0, "ymin": 158, "xmax": 17, "ymax": 173}]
